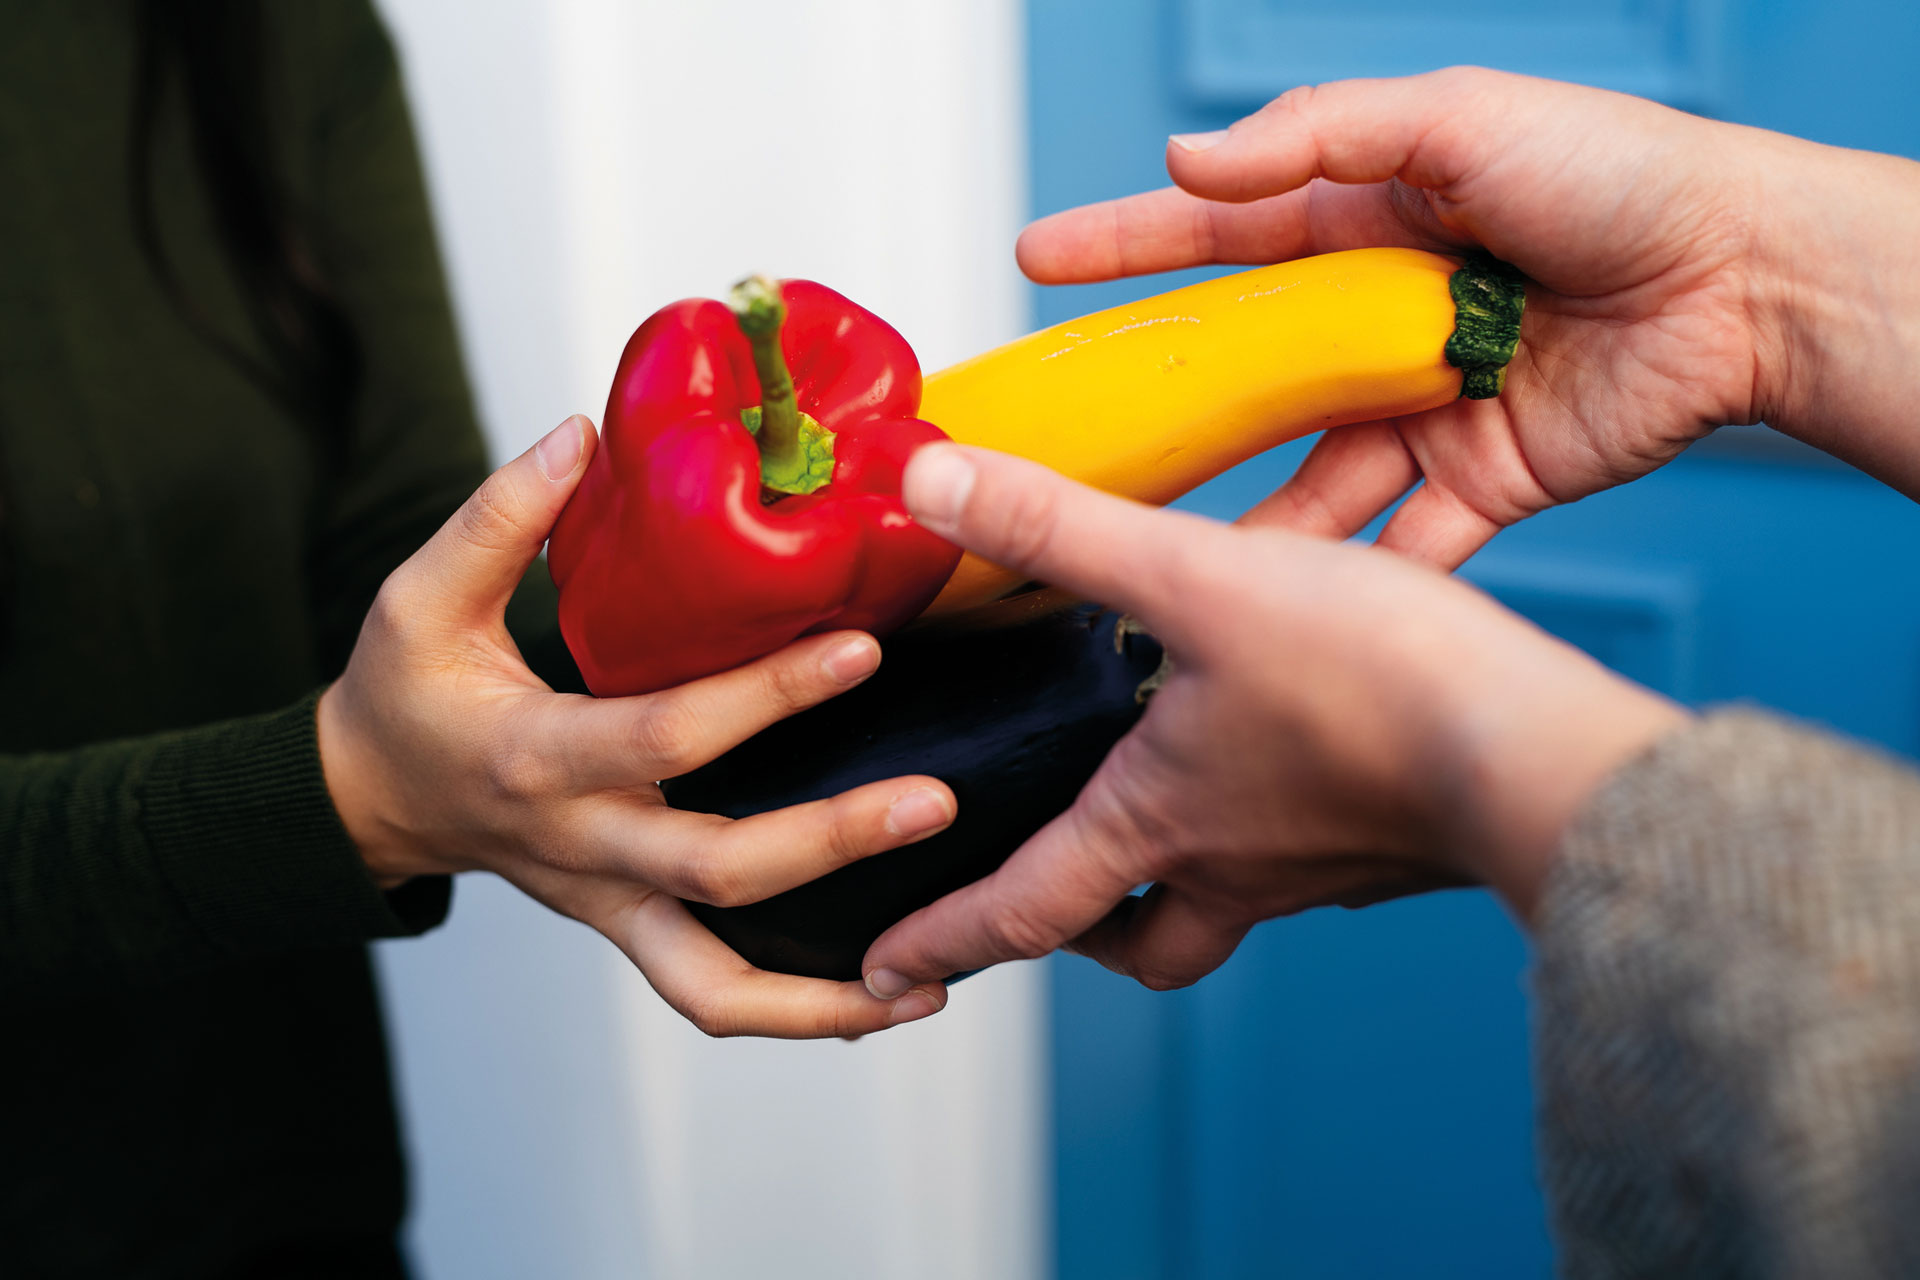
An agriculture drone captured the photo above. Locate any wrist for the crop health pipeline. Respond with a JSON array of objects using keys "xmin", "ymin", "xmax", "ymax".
[
  {"xmin": 315, "ymin": 683, "xmax": 419, "ymax": 890},
  {"xmin": 1426, "ymin": 634, "xmax": 1689, "ymax": 923},
  {"xmin": 1746, "ymin": 135, "xmax": 1920, "ymax": 484}
]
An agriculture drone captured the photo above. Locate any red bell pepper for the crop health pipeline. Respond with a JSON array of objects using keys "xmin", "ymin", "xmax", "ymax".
[{"xmin": 548, "ymin": 277, "xmax": 961, "ymax": 697}]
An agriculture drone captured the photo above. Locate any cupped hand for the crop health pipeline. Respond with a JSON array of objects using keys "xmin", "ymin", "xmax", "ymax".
[
  {"xmin": 1017, "ymin": 68, "xmax": 1806, "ymax": 566},
  {"xmin": 860, "ymin": 444, "xmax": 1685, "ymax": 996},
  {"xmin": 317, "ymin": 415, "xmax": 955, "ymax": 1038}
]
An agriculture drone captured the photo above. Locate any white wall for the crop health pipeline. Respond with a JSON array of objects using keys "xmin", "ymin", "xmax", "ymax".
[{"xmin": 370, "ymin": 3, "xmax": 1042, "ymax": 1278}]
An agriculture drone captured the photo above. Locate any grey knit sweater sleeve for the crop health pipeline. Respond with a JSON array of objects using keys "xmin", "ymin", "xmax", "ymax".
[{"xmin": 1535, "ymin": 709, "xmax": 1920, "ymax": 1278}]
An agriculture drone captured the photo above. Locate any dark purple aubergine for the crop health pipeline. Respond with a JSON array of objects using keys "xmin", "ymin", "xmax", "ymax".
[{"xmin": 660, "ymin": 602, "xmax": 1164, "ymax": 981}]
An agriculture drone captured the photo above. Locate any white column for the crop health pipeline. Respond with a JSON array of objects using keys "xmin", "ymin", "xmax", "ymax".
[{"xmin": 372, "ymin": 3, "xmax": 1041, "ymax": 1278}]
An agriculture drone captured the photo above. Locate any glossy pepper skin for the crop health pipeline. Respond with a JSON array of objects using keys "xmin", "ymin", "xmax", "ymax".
[{"xmin": 548, "ymin": 279, "xmax": 960, "ymax": 697}]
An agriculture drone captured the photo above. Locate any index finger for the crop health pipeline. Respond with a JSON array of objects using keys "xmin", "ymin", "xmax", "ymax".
[
  {"xmin": 586, "ymin": 775, "xmax": 956, "ymax": 908},
  {"xmin": 1162, "ymin": 70, "xmax": 1492, "ymax": 206},
  {"xmin": 903, "ymin": 444, "xmax": 1221, "ymax": 651},
  {"xmin": 1017, "ymin": 69, "xmax": 1506, "ymax": 286},
  {"xmin": 532, "ymin": 630, "xmax": 883, "ymax": 791},
  {"xmin": 1016, "ymin": 180, "xmax": 1431, "ymax": 284}
]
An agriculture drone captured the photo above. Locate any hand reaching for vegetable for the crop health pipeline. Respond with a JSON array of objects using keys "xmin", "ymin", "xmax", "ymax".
[
  {"xmin": 860, "ymin": 444, "xmax": 1685, "ymax": 996},
  {"xmin": 1018, "ymin": 68, "xmax": 1920, "ymax": 565},
  {"xmin": 316, "ymin": 416, "xmax": 955, "ymax": 1038}
]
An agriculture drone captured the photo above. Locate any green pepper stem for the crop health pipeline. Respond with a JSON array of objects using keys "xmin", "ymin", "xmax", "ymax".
[{"xmin": 728, "ymin": 275, "xmax": 807, "ymax": 479}]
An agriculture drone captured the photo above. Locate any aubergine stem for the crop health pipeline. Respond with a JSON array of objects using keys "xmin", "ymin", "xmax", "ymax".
[
  {"xmin": 728, "ymin": 274, "xmax": 835, "ymax": 496},
  {"xmin": 1115, "ymin": 614, "xmax": 1173, "ymax": 702}
]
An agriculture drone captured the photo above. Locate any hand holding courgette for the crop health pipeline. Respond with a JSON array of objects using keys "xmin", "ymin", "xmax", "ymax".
[{"xmin": 920, "ymin": 247, "xmax": 1523, "ymax": 613}]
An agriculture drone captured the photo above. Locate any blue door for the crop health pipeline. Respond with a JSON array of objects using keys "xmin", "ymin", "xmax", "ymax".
[{"xmin": 1032, "ymin": 3, "xmax": 1920, "ymax": 1276}]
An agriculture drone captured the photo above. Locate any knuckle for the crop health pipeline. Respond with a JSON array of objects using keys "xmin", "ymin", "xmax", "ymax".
[
  {"xmin": 758, "ymin": 654, "xmax": 822, "ymax": 717},
  {"xmin": 808, "ymin": 1000, "xmax": 864, "ymax": 1041},
  {"xmin": 530, "ymin": 846, "xmax": 580, "ymax": 879},
  {"xmin": 1075, "ymin": 758, "xmax": 1173, "ymax": 873},
  {"xmin": 1431, "ymin": 64, "xmax": 1492, "ymax": 94},
  {"xmin": 1385, "ymin": 177, "xmax": 1442, "ymax": 231},
  {"xmin": 1264, "ymin": 81, "xmax": 1319, "ymax": 124},
  {"xmin": 1141, "ymin": 528, "xmax": 1217, "ymax": 613},
  {"xmin": 1189, "ymin": 201, "xmax": 1221, "ymax": 264},
  {"xmin": 1132, "ymin": 962, "xmax": 1197, "ymax": 993},
  {"xmin": 680, "ymin": 990, "xmax": 738, "ymax": 1040},
  {"xmin": 458, "ymin": 477, "xmax": 534, "ymax": 554},
  {"xmin": 486, "ymin": 745, "xmax": 554, "ymax": 807},
  {"xmin": 363, "ymin": 575, "xmax": 421, "ymax": 647},
  {"xmin": 987, "ymin": 897, "xmax": 1060, "ymax": 962},
  {"xmin": 987, "ymin": 476, "xmax": 1065, "ymax": 576},
  {"xmin": 1425, "ymin": 67, "xmax": 1505, "ymax": 125},
  {"xmin": 680, "ymin": 847, "xmax": 753, "ymax": 908},
  {"xmin": 531, "ymin": 831, "xmax": 593, "ymax": 875},
  {"xmin": 821, "ymin": 795, "xmax": 875, "ymax": 868},
  {"xmin": 630, "ymin": 699, "xmax": 701, "ymax": 772}
]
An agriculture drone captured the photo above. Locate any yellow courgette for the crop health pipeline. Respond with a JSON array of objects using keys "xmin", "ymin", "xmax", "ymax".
[{"xmin": 916, "ymin": 247, "xmax": 1524, "ymax": 615}]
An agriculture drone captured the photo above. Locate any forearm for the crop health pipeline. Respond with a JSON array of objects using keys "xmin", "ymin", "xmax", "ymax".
[
  {"xmin": 1425, "ymin": 605, "xmax": 1690, "ymax": 923},
  {"xmin": 1533, "ymin": 710, "xmax": 1920, "ymax": 1276},
  {"xmin": 1750, "ymin": 131, "xmax": 1920, "ymax": 492},
  {"xmin": 1, "ymin": 693, "xmax": 446, "ymax": 997}
]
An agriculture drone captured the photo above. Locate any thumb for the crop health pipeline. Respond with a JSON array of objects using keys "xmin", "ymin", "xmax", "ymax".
[
  {"xmin": 862, "ymin": 780, "xmax": 1154, "ymax": 991},
  {"xmin": 410, "ymin": 414, "xmax": 596, "ymax": 622},
  {"xmin": 903, "ymin": 444, "xmax": 1217, "ymax": 648}
]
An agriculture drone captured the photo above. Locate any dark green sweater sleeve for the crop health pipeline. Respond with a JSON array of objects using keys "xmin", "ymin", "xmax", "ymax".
[
  {"xmin": 296, "ymin": 4, "xmax": 495, "ymax": 669},
  {"xmin": 0, "ymin": 2, "xmax": 595, "ymax": 993},
  {"xmin": 1, "ymin": 693, "xmax": 446, "ymax": 994},
  {"xmin": 0, "ymin": 3, "xmax": 522, "ymax": 990},
  {"xmin": 294, "ymin": 2, "xmax": 582, "ymax": 690}
]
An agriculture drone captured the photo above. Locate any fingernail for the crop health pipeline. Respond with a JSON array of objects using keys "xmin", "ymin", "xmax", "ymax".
[
  {"xmin": 887, "ymin": 787, "xmax": 954, "ymax": 839},
  {"xmin": 864, "ymin": 967, "xmax": 910, "ymax": 1000},
  {"xmin": 888, "ymin": 989, "xmax": 944, "ymax": 1027},
  {"xmin": 535, "ymin": 416, "xmax": 585, "ymax": 482},
  {"xmin": 823, "ymin": 636, "xmax": 881, "ymax": 685},
  {"xmin": 903, "ymin": 444, "xmax": 975, "ymax": 535},
  {"xmin": 1169, "ymin": 129, "xmax": 1229, "ymax": 153}
]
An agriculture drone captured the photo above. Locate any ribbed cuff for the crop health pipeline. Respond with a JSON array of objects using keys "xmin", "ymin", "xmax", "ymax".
[{"xmin": 139, "ymin": 690, "xmax": 451, "ymax": 954}]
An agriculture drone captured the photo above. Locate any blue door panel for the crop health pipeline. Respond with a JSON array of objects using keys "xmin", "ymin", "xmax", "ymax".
[
  {"xmin": 1182, "ymin": 898, "xmax": 1544, "ymax": 1280},
  {"xmin": 1181, "ymin": 0, "xmax": 1729, "ymax": 107},
  {"xmin": 1053, "ymin": 961, "xmax": 1191, "ymax": 1280},
  {"xmin": 1034, "ymin": 2, "xmax": 1920, "ymax": 1277}
]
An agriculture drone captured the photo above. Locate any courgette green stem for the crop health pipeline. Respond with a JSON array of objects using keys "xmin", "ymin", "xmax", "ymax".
[
  {"xmin": 1445, "ymin": 253, "xmax": 1527, "ymax": 400},
  {"xmin": 728, "ymin": 274, "xmax": 836, "ymax": 495}
]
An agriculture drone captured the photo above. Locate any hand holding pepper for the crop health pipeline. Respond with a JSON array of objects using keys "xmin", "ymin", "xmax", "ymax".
[
  {"xmin": 549, "ymin": 277, "xmax": 961, "ymax": 696},
  {"xmin": 316, "ymin": 417, "xmax": 955, "ymax": 1037}
]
